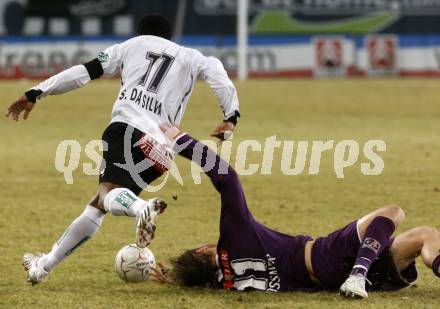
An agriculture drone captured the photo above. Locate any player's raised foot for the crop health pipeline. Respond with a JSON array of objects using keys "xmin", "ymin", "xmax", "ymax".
[
  {"xmin": 23, "ymin": 253, "xmax": 48, "ymax": 285},
  {"xmin": 339, "ymin": 275, "xmax": 369, "ymax": 299},
  {"xmin": 135, "ymin": 198, "xmax": 167, "ymax": 248}
]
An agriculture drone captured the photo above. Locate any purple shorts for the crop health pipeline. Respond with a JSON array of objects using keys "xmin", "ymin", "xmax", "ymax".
[{"xmin": 311, "ymin": 220, "xmax": 418, "ymax": 291}]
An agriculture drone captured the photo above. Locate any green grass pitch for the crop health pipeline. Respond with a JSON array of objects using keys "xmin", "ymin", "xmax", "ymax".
[{"xmin": 0, "ymin": 79, "xmax": 439, "ymax": 308}]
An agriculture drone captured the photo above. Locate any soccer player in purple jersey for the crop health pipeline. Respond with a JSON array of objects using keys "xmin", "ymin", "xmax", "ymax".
[{"xmin": 153, "ymin": 128, "xmax": 440, "ymax": 299}]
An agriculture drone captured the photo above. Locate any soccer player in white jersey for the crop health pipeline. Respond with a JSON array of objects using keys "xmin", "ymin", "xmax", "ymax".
[{"xmin": 6, "ymin": 15, "xmax": 240, "ymax": 284}]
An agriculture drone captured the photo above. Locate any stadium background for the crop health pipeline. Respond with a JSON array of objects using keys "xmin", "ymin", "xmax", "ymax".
[
  {"xmin": 2, "ymin": 0, "xmax": 440, "ymax": 78},
  {"xmin": 1, "ymin": 1, "xmax": 440, "ymax": 308}
]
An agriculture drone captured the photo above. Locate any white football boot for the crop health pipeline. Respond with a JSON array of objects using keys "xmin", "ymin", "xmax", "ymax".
[
  {"xmin": 339, "ymin": 275, "xmax": 369, "ymax": 299},
  {"xmin": 135, "ymin": 198, "xmax": 167, "ymax": 248},
  {"xmin": 23, "ymin": 253, "xmax": 48, "ymax": 285}
]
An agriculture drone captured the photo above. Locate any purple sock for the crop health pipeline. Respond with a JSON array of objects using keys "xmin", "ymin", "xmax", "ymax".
[
  {"xmin": 432, "ymin": 255, "xmax": 440, "ymax": 277},
  {"xmin": 351, "ymin": 216, "xmax": 395, "ymax": 277}
]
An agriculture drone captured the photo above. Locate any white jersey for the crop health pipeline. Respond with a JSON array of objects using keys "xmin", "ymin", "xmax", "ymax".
[{"xmin": 29, "ymin": 35, "xmax": 239, "ymax": 145}]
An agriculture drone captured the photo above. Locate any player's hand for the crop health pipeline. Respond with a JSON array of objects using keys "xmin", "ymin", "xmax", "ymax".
[
  {"xmin": 6, "ymin": 95, "xmax": 34, "ymax": 121},
  {"xmin": 211, "ymin": 121, "xmax": 235, "ymax": 141},
  {"xmin": 150, "ymin": 262, "xmax": 173, "ymax": 284},
  {"xmin": 160, "ymin": 123, "xmax": 183, "ymax": 141}
]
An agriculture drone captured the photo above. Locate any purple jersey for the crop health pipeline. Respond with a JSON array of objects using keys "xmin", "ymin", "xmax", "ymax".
[
  {"xmin": 175, "ymin": 134, "xmax": 316, "ymax": 292},
  {"xmin": 214, "ymin": 170, "xmax": 315, "ymax": 292}
]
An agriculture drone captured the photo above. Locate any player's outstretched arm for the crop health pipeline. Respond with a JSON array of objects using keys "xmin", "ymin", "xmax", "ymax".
[
  {"xmin": 6, "ymin": 43, "xmax": 122, "ymax": 122},
  {"xmin": 163, "ymin": 124, "xmax": 251, "ymax": 221},
  {"xmin": 5, "ymin": 63, "xmax": 96, "ymax": 122}
]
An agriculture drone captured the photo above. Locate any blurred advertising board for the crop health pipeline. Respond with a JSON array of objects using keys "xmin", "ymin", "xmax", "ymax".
[
  {"xmin": 314, "ymin": 37, "xmax": 345, "ymax": 77},
  {"xmin": 366, "ymin": 35, "xmax": 398, "ymax": 75},
  {"xmin": 1, "ymin": 35, "xmax": 440, "ymax": 78}
]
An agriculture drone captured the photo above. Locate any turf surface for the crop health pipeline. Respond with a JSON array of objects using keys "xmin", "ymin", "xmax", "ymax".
[{"xmin": 1, "ymin": 79, "xmax": 439, "ymax": 308}]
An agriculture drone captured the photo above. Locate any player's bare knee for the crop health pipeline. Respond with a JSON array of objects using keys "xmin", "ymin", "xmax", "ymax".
[
  {"xmin": 380, "ymin": 205, "xmax": 405, "ymax": 227},
  {"xmin": 416, "ymin": 226, "xmax": 439, "ymax": 241}
]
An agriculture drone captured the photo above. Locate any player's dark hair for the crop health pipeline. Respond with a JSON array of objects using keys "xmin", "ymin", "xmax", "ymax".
[
  {"xmin": 136, "ymin": 14, "xmax": 172, "ymax": 40},
  {"xmin": 171, "ymin": 250, "xmax": 218, "ymax": 287}
]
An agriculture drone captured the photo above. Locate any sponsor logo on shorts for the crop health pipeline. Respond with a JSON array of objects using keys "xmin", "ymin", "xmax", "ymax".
[
  {"xmin": 362, "ymin": 237, "xmax": 381, "ymax": 254},
  {"xmin": 116, "ymin": 191, "xmax": 136, "ymax": 209},
  {"xmin": 138, "ymin": 133, "xmax": 173, "ymax": 173}
]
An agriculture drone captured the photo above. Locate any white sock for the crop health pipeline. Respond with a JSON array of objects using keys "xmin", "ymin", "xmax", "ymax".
[
  {"xmin": 39, "ymin": 205, "xmax": 104, "ymax": 272},
  {"xmin": 103, "ymin": 188, "xmax": 145, "ymax": 217}
]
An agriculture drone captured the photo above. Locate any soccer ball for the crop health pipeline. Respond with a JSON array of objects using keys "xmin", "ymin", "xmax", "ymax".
[{"xmin": 115, "ymin": 244, "xmax": 156, "ymax": 282}]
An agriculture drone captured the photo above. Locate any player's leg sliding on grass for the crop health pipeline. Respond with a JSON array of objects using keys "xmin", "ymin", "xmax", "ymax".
[
  {"xmin": 22, "ymin": 181, "xmax": 167, "ymax": 284},
  {"xmin": 340, "ymin": 207, "xmax": 440, "ymax": 298},
  {"xmin": 153, "ymin": 129, "xmax": 440, "ymax": 298},
  {"xmin": 339, "ymin": 206, "xmax": 403, "ymax": 298},
  {"xmin": 23, "ymin": 205, "xmax": 104, "ymax": 283}
]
